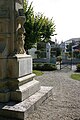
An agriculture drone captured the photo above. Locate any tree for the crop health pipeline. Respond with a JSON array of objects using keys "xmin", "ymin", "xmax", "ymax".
[
  {"xmin": 41, "ymin": 17, "xmax": 56, "ymax": 42},
  {"xmin": 23, "ymin": 0, "xmax": 27, "ymax": 13},
  {"xmin": 51, "ymin": 46, "xmax": 61, "ymax": 57},
  {"xmin": 23, "ymin": 1, "xmax": 56, "ymax": 52},
  {"xmin": 24, "ymin": 1, "xmax": 35, "ymax": 52}
]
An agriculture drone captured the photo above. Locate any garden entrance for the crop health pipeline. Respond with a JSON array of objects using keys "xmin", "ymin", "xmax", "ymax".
[{"xmin": 59, "ymin": 59, "xmax": 72, "ymax": 70}]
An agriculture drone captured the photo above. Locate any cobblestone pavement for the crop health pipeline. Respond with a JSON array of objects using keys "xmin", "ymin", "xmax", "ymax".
[{"xmin": 27, "ymin": 69, "xmax": 80, "ymax": 120}]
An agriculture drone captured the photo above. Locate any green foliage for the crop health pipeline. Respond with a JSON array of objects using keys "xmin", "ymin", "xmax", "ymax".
[
  {"xmin": 71, "ymin": 74, "xmax": 80, "ymax": 81},
  {"xmin": 23, "ymin": 1, "xmax": 56, "ymax": 51},
  {"xmin": 24, "ymin": 1, "xmax": 35, "ymax": 51},
  {"xmin": 37, "ymin": 41, "xmax": 46, "ymax": 51},
  {"xmin": 40, "ymin": 17, "xmax": 56, "ymax": 41},
  {"xmin": 33, "ymin": 63, "xmax": 43, "ymax": 70},
  {"xmin": 66, "ymin": 43, "xmax": 73, "ymax": 57},
  {"xmin": 56, "ymin": 56, "xmax": 62, "ymax": 62},
  {"xmin": 76, "ymin": 64, "xmax": 80, "ymax": 72},
  {"xmin": 51, "ymin": 46, "xmax": 61, "ymax": 57},
  {"xmin": 73, "ymin": 51, "xmax": 80, "ymax": 58},
  {"xmin": 35, "ymin": 50, "xmax": 46, "ymax": 58},
  {"xmin": 33, "ymin": 63, "xmax": 57, "ymax": 71},
  {"xmin": 33, "ymin": 70, "xmax": 43, "ymax": 76},
  {"xmin": 66, "ymin": 43, "xmax": 72, "ymax": 52},
  {"xmin": 23, "ymin": 0, "xmax": 28, "ymax": 13}
]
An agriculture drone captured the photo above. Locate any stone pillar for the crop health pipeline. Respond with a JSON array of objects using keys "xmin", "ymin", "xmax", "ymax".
[
  {"xmin": 0, "ymin": 0, "xmax": 13, "ymax": 102},
  {"xmin": 0, "ymin": 0, "xmax": 40, "ymax": 102},
  {"xmin": 46, "ymin": 42, "xmax": 51, "ymax": 62}
]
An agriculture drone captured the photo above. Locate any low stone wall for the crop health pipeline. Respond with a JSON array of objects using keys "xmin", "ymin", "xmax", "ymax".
[
  {"xmin": 33, "ymin": 58, "xmax": 56, "ymax": 64},
  {"xmin": 33, "ymin": 58, "xmax": 49, "ymax": 63}
]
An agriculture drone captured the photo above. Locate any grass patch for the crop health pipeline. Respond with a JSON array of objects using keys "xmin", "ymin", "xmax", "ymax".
[
  {"xmin": 33, "ymin": 70, "xmax": 43, "ymax": 76},
  {"xmin": 71, "ymin": 74, "xmax": 80, "ymax": 81}
]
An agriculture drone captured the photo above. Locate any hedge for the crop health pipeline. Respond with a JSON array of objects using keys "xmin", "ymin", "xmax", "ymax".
[
  {"xmin": 33, "ymin": 63, "xmax": 57, "ymax": 71},
  {"xmin": 76, "ymin": 64, "xmax": 80, "ymax": 72}
]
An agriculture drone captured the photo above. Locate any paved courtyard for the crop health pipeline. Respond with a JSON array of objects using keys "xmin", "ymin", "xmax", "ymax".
[{"xmin": 27, "ymin": 68, "xmax": 80, "ymax": 120}]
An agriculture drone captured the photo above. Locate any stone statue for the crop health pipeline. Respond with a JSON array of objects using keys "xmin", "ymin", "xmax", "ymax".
[
  {"xmin": 16, "ymin": 9, "xmax": 26, "ymax": 54},
  {"xmin": 16, "ymin": 19, "xmax": 25, "ymax": 54}
]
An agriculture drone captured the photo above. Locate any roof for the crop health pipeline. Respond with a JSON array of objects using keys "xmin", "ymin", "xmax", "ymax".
[{"xmin": 65, "ymin": 38, "xmax": 80, "ymax": 43}]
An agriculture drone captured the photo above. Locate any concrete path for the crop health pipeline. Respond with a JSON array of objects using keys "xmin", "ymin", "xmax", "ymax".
[{"xmin": 27, "ymin": 69, "xmax": 80, "ymax": 120}]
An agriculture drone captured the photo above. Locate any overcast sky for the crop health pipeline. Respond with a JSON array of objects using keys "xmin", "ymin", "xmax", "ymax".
[{"xmin": 28, "ymin": 0, "xmax": 80, "ymax": 43}]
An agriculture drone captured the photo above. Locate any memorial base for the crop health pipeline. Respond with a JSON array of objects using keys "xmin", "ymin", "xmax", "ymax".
[
  {"xmin": 0, "ymin": 54, "xmax": 53, "ymax": 120},
  {"xmin": 0, "ymin": 86, "xmax": 53, "ymax": 120},
  {"xmin": 0, "ymin": 54, "xmax": 39, "ymax": 102}
]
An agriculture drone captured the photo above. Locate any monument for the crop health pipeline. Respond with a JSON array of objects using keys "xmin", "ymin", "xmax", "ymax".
[
  {"xmin": 0, "ymin": 0, "xmax": 53, "ymax": 119},
  {"xmin": 0, "ymin": 0, "xmax": 38, "ymax": 102}
]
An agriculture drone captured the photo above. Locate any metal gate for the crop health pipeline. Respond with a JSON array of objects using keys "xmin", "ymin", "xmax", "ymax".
[{"xmin": 57, "ymin": 59, "xmax": 72, "ymax": 70}]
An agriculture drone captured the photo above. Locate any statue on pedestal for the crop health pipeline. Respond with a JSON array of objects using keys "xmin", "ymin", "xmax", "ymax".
[
  {"xmin": 16, "ymin": 18, "xmax": 25, "ymax": 54},
  {"xmin": 16, "ymin": 8, "xmax": 26, "ymax": 54}
]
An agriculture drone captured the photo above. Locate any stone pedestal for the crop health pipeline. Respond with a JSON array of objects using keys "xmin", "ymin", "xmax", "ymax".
[
  {"xmin": 0, "ymin": 54, "xmax": 41, "ymax": 102},
  {"xmin": 7, "ymin": 54, "xmax": 41, "ymax": 102},
  {"xmin": 7, "ymin": 54, "xmax": 32, "ymax": 79}
]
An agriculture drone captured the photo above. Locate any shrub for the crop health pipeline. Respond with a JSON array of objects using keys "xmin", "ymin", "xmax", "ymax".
[
  {"xmin": 33, "ymin": 63, "xmax": 43, "ymax": 70},
  {"xmin": 33, "ymin": 63, "xmax": 57, "ymax": 71},
  {"xmin": 76, "ymin": 64, "xmax": 80, "ymax": 72},
  {"xmin": 56, "ymin": 56, "xmax": 62, "ymax": 62},
  {"xmin": 42, "ymin": 63, "xmax": 57, "ymax": 71}
]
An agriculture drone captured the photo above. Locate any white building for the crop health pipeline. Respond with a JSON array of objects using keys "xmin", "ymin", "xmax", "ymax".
[{"xmin": 60, "ymin": 38, "xmax": 80, "ymax": 58}]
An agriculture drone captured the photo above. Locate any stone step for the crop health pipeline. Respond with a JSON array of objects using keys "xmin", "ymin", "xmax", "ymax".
[
  {"xmin": 0, "ymin": 86, "xmax": 53, "ymax": 120},
  {"xmin": 8, "ymin": 73, "xmax": 36, "ymax": 91},
  {"xmin": 18, "ymin": 73, "xmax": 36, "ymax": 86},
  {"xmin": 10, "ymin": 80, "xmax": 40, "ymax": 101}
]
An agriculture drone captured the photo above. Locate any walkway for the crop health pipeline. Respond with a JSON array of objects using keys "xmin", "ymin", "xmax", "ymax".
[{"xmin": 27, "ymin": 69, "xmax": 80, "ymax": 120}]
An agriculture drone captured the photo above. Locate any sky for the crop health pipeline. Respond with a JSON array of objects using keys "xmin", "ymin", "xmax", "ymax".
[{"xmin": 28, "ymin": 0, "xmax": 80, "ymax": 43}]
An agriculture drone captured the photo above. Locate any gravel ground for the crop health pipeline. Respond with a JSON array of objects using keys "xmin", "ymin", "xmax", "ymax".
[{"xmin": 27, "ymin": 68, "xmax": 80, "ymax": 120}]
